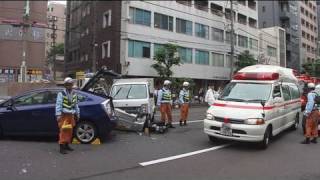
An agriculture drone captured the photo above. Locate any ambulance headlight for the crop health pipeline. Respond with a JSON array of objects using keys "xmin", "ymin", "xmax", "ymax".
[
  {"xmin": 245, "ymin": 118, "xmax": 265, "ymax": 125},
  {"xmin": 206, "ymin": 113, "xmax": 214, "ymax": 120}
]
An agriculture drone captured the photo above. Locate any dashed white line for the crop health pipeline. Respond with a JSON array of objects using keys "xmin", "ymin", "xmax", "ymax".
[{"xmin": 139, "ymin": 144, "xmax": 230, "ymax": 166}]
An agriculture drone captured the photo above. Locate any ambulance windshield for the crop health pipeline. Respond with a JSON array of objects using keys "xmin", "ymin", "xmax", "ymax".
[{"xmin": 219, "ymin": 82, "xmax": 272, "ymax": 103}]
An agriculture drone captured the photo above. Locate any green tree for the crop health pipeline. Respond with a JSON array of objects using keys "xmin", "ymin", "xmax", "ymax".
[
  {"xmin": 235, "ymin": 50, "xmax": 257, "ymax": 71},
  {"xmin": 302, "ymin": 60, "xmax": 320, "ymax": 77},
  {"xmin": 47, "ymin": 43, "xmax": 64, "ymax": 57},
  {"xmin": 151, "ymin": 43, "xmax": 181, "ymax": 79}
]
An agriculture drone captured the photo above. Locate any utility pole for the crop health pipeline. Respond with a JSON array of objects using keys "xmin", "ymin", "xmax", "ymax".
[
  {"xmin": 92, "ymin": 1, "xmax": 97, "ymax": 73},
  {"xmin": 21, "ymin": 0, "xmax": 30, "ymax": 82},
  {"xmin": 49, "ymin": 16, "xmax": 58, "ymax": 80},
  {"xmin": 229, "ymin": 0, "xmax": 235, "ymax": 79}
]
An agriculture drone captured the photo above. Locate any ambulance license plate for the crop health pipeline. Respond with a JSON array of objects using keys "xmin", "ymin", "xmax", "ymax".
[{"xmin": 221, "ymin": 123, "xmax": 232, "ymax": 136}]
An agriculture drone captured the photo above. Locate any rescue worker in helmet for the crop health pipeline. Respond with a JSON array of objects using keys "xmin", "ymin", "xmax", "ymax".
[
  {"xmin": 55, "ymin": 77, "xmax": 80, "ymax": 154},
  {"xmin": 157, "ymin": 80, "xmax": 175, "ymax": 128},
  {"xmin": 179, "ymin": 82, "xmax": 190, "ymax": 126},
  {"xmin": 301, "ymin": 83, "xmax": 319, "ymax": 144}
]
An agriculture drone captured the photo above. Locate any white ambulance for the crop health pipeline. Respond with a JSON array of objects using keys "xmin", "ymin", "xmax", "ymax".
[{"xmin": 204, "ymin": 65, "xmax": 301, "ymax": 149}]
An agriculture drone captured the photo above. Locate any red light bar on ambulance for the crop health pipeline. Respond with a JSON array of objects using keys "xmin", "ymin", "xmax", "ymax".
[{"xmin": 233, "ymin": 72, "xmax": 280, "ymax": 81}]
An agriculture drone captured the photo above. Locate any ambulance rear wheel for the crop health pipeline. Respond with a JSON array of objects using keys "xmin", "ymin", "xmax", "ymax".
[
  {"xmin": 75, "ymin": 121, "xmax": 97, "ymax": 144},
  {"xmin": 290, "ymin": 114, "xmax": 300, "ymax": 131}
]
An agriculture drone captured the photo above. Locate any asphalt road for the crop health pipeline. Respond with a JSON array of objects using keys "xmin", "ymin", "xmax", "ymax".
[{"xmin": 0, "ymin": 106, "xmax": 319, "ymax": 180}]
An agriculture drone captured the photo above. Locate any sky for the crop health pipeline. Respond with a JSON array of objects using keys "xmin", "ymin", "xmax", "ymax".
[{"xmin": 49, "ymin": 0, "xmax": 66, "ymax": 5}]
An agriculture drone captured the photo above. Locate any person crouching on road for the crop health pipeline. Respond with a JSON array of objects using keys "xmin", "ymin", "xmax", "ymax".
[
  {"xmin": 56, "ymin": 77, "xmax": 80, "ymax": 154},
  {"xmin": 179, "ymin": 82, "xmax": 190, "ymax": 126},
  {"xmin": 301, "ymin": 83, "xmax": 319, "ymax": 144},
  {"xmin": 157, "ymin": 80, "xmax": 175, "ymax": 128}
]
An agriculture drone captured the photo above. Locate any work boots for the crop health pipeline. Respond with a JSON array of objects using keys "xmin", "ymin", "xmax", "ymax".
[
  {"xmin": 65, "ymin": 144, "xmax": 74, "ymax": 151},
  {"xmin": 300, "ymin": 138, "xmax": 310, "ymax": 144},
  {"xmin": 167, "ymin": 123, "xmax": 175, "ymax": 128},
  {"xmin": 311, "ymin": 138, "xmax": 318, "ymax": 144},
  {"xmin": 179, "ymin": 121, "xmax": 183, "ymax": 126},
  {"xmin": 184, "ymin": 121, "xmax": 187, "ymax": 126},
  {"xmin": 59, "ymin": 144, "xmax": 68, "ymax": 154}
]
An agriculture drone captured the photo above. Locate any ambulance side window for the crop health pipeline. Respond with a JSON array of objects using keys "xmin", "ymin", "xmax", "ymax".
[
  {"xmin": 273, "ymin": 85, "xmax": 281, "ymax": 98},
  {"xmin": 281, "ymin": 85, "xmax": 291, "ymax": 101}
]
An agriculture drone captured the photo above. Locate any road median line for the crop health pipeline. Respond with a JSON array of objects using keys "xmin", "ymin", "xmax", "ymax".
[{"xmin": 139, "ymin": 144, "xmax": 230, "ymax": 166}]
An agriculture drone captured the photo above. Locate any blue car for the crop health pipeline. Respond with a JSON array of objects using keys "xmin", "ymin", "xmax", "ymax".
[{"xmin": 0, "ymin": 68, "xmax": 120, "ymax": 144}]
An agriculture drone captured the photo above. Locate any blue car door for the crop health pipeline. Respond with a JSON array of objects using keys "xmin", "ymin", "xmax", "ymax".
[{"xmin": 1, "ymin": 91, "xmax": 53, "ymax": 134}]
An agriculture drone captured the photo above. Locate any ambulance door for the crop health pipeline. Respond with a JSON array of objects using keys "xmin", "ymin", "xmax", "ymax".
[
  {"xmin": 281, "ymin": 85, "xmax": 291, "ymax": 128},
  {"xmin": 271, "ymin": 85, "xmax": 285, "ymax": 132}
]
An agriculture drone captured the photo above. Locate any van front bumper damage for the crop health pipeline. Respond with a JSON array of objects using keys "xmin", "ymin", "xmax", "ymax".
[{"xmin": 204, "ymin": 119, "xmax": 266, "ymax": 142}]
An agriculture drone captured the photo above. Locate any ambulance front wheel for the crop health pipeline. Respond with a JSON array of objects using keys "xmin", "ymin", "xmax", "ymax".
[
  {"xmin": 258, "ymin": 126, "xmax": 272, "ymax": 150},
  {"xmin": 74, "ymin": 121, "xmax": 97, "ymax": 144}
]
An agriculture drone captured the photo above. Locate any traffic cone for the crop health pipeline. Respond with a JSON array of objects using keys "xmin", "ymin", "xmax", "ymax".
[{"xmin": 91, "ymin": 138, "xmax": 101, "ymax": 145}]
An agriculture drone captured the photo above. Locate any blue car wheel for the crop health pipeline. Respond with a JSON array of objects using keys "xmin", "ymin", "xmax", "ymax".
[{"xmin": 74, "ymin": 121, "xmax": 97, "ymax": 144}]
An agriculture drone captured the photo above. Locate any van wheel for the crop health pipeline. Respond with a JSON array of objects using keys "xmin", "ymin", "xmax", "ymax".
[
  {"xmin": 258, "ymin": 127, "xmax": 271, "ymax": 150},
  {"xmin": 75, "ymin": 121, "xmax": 97, "ymax": 144},
  {"xmin": 290, "ymin": 114, "xmax": 300, "ymax": 131}
]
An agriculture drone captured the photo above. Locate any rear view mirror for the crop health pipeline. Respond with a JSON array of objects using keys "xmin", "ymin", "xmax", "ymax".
[{"xmin": 6, "ymin": 100, "xmax": 14, "ymax": 111}]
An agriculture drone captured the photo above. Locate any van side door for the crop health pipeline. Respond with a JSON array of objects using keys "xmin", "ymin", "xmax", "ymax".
[
  {"xmin": 287, "ymin": 84, "xmax": 301, "ymax": 124},
  {"xmin": 281, "ymin": 85, "xmax": 292, "ymax": 127},
  {"xmin": 272, "ymin": 85, "xmax": 285, "ymax": 132}
]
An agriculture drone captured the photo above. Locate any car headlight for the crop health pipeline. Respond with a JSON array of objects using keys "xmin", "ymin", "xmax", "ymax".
[
  {"xmin": 206, "ymin": 113, "xmax": 214, "ymax": 120},
  {"xmin": 140, "ymin": 104, "xmax": 148, "ymax": 114},
  {"xmin": 245, "ymin": 118, "xmax": 265, "ymax": 125}
]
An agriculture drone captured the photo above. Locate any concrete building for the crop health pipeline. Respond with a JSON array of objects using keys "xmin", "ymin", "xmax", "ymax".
[
  {"xmin": 0, "ymin": 1, "xmax": 47, "ymax": 82},
  {"xmin": 316, "ymin": 1, "xmax": 320, "ymax": 59},
  {"xmin": 299, "ymin": 0, "xmax": 318, "ymax": 64},
  {"xmin": 46, "ymin": 2, "xmax": 66, "ymax": 80},
  {"xmin": 66, "ymin": 1, "xmax": 283, "ymax": 88},
  {"xmin": 258, "ymin": 27, "xmax": 286, "ymax": 66},
  {"xmin": 258, "ymin": 0, "xmax": 300, "ymax": 71}
]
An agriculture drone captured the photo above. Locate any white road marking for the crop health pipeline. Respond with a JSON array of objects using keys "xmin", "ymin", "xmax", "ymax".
[
  {"xmin": 172, "ymin": 120, "xmax": 204, "ymax": 125},
  {"xmin": 139, "ymin": 144, "xmax": 230, "ymax": 166}
]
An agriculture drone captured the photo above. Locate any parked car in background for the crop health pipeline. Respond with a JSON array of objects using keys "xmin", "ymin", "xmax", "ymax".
[{"xmin": 0, "ymin": 67, "xmax": 120, "ymax": 143}]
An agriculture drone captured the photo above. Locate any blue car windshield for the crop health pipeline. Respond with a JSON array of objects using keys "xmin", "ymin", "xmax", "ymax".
[{"xmin": 219, "ymin": 82, "xmax": 272, "ymax": 103}]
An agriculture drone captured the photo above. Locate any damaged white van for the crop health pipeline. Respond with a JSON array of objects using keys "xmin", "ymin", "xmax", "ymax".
[{"xmin": 204, "ymin": 65, "xmax": 301, "ymax": 149}]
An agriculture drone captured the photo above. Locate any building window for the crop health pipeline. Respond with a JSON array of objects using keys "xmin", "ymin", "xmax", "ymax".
[
  {"xmin": 262, "ymin": 6, "xmax": 266, "ymax": 12},
  {"xmin": 302, "ymin": 43, "xmax": 306, "ymax": 48},
  {"xmin": 248, "ymin": 0, "xmax": 256, "ymax": 10},
  {"xmin": 154, "ymin": 43, "xmax": 164, "ymax": 55},
  {"xmin": 103, "ymin": 10, "xmax": 112, "ymax": 28},
  {"xmin": 301, "ymin": 7, "xmax": 304, "ymax": 14},
  {"xmin": 212, "ymin": 27, "xmax": 224, "ymax": 42},
  {"xmin": 128, "ymin": 40, "xmax": 150, "ymax": 58},
  {"xmin": 195, "ymin": 23, "xmax": 209, "ymax": 39},
  {"xmin": 267, "ymin": 46, "xmax": 277, "ymax": 57},
  {"xmin": 176, "ymin": 0, "xmax": 192, "ymax": 6},
  {"xmin": 225, "ymin": 9, "xmax": 236, "ymax": 21},
  {"xmin": 225, "ymin": 31, "xmax": 237, "ymax": 45},
  {"xmin": 212, "ymin": 52, "xmax": 224, "ymax": 67},
  {"xmin": 129, "ymin": 7, "xmax": 151, "ymax": 26},
  {"xmin": 249, "ymin": 38, "xmax": 258, "ymax": 50},
  {"xmin": 102, "ymin": 41, "xmax": 111, "ymax": 59},
  {"xmin": 176, "ymin": 18, "xmax": 193, "ymax": 35},
  {"xmin": 178, "ymin": 47, "xmax": 193, "ymax": 63},
  {"xmin": 302, "ymin": 31, "xmax": 306, "ymax": 38},
  {"xmin": 238, "ymin": 35, "xmax": 248, "ymax": 48},
  {"xmin": 249, "ymin": 18, "xmax": 257, "ymax": 28},
  {"xmin": 194, "ymin": 0, "xmax": 208, "ymax": 11},
  {"xmin": 154, "ymin": 13, "xmax": 173, "ymax": 31},
  {"xmin": 195, "ymin": 50, "xmax": 209, "ymax": 65},
  {"xmin": 86, "ymin": 5, "xmax": 90, "ymax": 15},
  {"xmin": 51, "ymin": 7, "xmax": 54, "ymax": 12},
  {"xmin": 210, "ymin": 3, "xmax": 223, "ymax": 16},
  {"xmin": 237, "ymin": 0, "xmax": 246, "ymax": 6},
  {"xmin": 238, "ymin": 13, "xmax": 247, "ymax": 25},
  {"xmin": 263, "ymin": 21, "xmax": 266, "ymax": 28},
  {"xmin": 301, "ymin": 19, "xmax": 305, "ymax": 26}
]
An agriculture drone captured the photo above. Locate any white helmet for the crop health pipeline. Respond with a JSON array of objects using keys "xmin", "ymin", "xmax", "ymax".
[
  {"xmin": 64, "ymin": 77, "xmax": 74, "ymax": 84},
  {"xmin": 183, "ymin": 81, "xmax": 189, "ymax": 86},
  {"xmin": 308, "ymin": 83, "xmax": 315, "ymax": 89},
  {"xmin": 164, "ymin": 80, "xmax": 171, "ymax": 85},
  {"xmin": 315, "ymin": 84, "xmax": 320, "ymax": 90}
]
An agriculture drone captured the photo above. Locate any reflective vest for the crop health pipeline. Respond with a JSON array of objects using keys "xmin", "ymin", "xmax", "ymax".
[
  {"xmin": 182, "ymin": 90, "xmax": 190, "ymax": 103},
  {"xmin": 161, "ymin": 88, "xmax": 172, "ymax": 102},
  {"xmin": 62, "ymin": 91, "xmax": 77, "ymax": 110}
]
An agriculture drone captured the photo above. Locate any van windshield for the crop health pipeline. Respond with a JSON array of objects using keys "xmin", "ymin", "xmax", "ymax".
[
  {"xmin": 111, "ymin": 84, "xmax": 147, "ymax": 100},
  {"xmin": 219, "ymin": 82, "xmax": 272, "ymax": 103}
]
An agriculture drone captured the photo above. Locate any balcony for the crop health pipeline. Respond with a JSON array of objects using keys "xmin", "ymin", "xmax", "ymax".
[
  {"xmin": 248, "ymin": 0, "xmax": 257, "ymax": 10},
  {"xmin": 194, "ymin": 0, "xmax": 208, "ymax": 12},
  {"xmin": 238, "ymin": 13, "xmax": 247, "ymax": 25},
  {"xmin": 279, "ymin": 10, "xmax": 290, "ymax": 19},
  {"xmin": 249, "ymin": 18, "xmax": 257, "ymax": 28}
]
